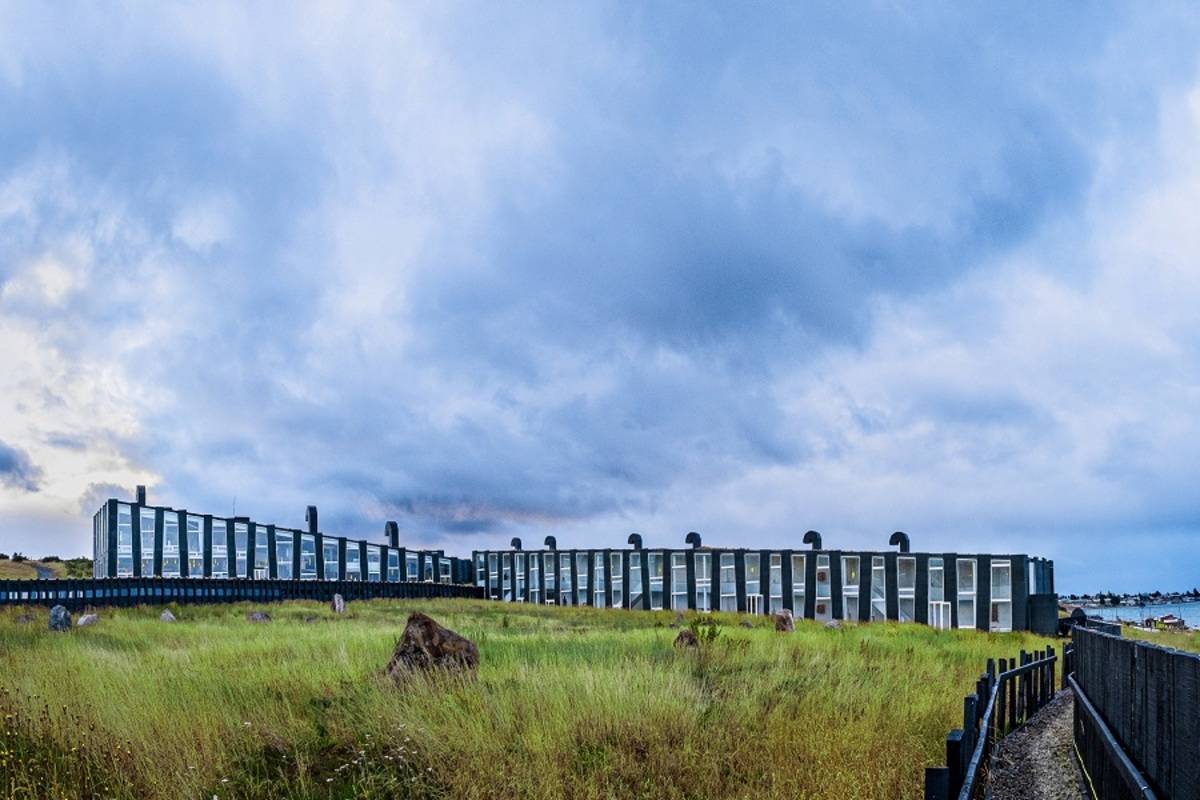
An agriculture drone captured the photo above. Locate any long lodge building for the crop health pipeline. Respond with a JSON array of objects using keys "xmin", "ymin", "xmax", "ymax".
[{"xmin": 86, "ymin": 489, "xmax": 1058, "ymax": 634}]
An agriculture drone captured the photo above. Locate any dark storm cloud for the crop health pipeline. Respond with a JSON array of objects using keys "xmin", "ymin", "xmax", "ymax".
[
  {"xmin": 2, "ymin": 3, "xmax": 1200, "ymax": 588},
  {"xmin": 0, "ymin": 441, "xmax": 43, "ymax": 492}
]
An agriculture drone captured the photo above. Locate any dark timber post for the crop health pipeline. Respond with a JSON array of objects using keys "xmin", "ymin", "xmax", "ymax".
[
  {"xmin": 203, "ymin": 515, "xmax": 213, "ymax": 577},
  {"xmin": 830, "ymin": 551, "xmax": 843, "ymax": 620},
  {"xmin": 106, "ymin": 499, "xmax": 118, "ymax": 578},
  {"xmin": 266, "ymin": 525, "xmax": 278, "ymax": 580},
  {"xmin": 976, "ymin": 555, "xmax": 991, "ymax": 632},
  {"xmin": 885, "ymin": 552, "xmax": 899, "ymax": 621},
  {"xmin": 153, "ymin": 508, "xmax": 164, "ymax": 576}
]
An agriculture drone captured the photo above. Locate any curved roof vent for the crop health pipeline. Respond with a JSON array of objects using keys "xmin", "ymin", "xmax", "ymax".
[
  {"xmin": 384, "ymin": 521, "xmax": 399, "ymax": 548},
  {"xmin": 544, "ymin": 535, "xmax": 557, "ymax": 550},
  {"xmin": 889, "ymin": 531, "xmax": 910, "ymax": 553},
  {"xmin": 627, "ymin": 532, "xmax": 643, "ymax": 550},
  {"xmin": 510, "ymin": 537, "xmax": 523, "ymax": 550},
  {"xmin": 685, "ymin": 531, "xmax": 702, "ymax": 549},
  {"xmin": 802, "ymin": 530, "xmax": 823, "ymax": 550}
]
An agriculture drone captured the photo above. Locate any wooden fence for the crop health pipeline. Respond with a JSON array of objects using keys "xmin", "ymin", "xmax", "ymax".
[
  {"xmin": 0, "ymin": 577, "xmax": 485, "ymax": 609},
  {"xmin": 1072, "ymin": 627, "xmax": 1199, "ymax": 799},
  {"xmin": 924, "ymin": 646, "xmax": 1058, "ymax": 800}
]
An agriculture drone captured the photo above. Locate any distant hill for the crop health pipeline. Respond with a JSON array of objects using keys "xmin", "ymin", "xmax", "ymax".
[{"xmin": 0, "ymin": 557, "xmax": 92, "ymax": 580}]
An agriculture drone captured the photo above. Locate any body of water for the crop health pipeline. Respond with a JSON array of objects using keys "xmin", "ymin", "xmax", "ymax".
[{"xmin": 1084, "ymin": 600, "xmax": 1200, "ymax": 628}]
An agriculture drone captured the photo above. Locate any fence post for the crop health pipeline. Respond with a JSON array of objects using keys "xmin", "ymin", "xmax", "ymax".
[
  {"xmin": 946, "ymin": 729, "xmax": 965, "ymax": 795},
  {"xmin": 925, "ymin": 766, "xmax": 950, "ymax": 800}
]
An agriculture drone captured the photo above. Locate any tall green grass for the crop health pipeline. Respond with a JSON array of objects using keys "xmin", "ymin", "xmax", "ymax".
[{"xmin": 0, "ymin": 600, "xmax": 1053, "ymax": 800}]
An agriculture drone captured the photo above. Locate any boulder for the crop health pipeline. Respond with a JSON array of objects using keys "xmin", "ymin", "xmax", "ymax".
[
  {"xmin": 773, "ymin": 609, "xmax": 795, "ymax": 633},
  {"xmin": 246, "ymin": 611, "xmax": 272, "ymax": 623},
  {"xmin": 386, "ymin": 613, "xmax": 478, "ymax": 678},
  {"xmin": 824, "ymin": 619, "xmax": 842, "ymax": 630},
  {"xmin": 48, "ymin": 605, "xmax": 71, "ymax": 632},
  {"xmin": 739, "ymin": 619, "xmax": 755, "ymax": 628},
  {"xmin": 77, "ymin": 614, "xmax": 100, "ymax": 627},
  {"xmin": 673, "ymin": 628, "xmax": 699, "ymax": 648},
  {"xmin": 303, "ymin": 615, "xmax": 320, "ymax": 624},
  {"xmin": 160, "ymin": 610, "xmax": 177, "ymax": 623},
  {"xmin": 331, "ymin": 594, "xmax": 346, "ymax": 614}
]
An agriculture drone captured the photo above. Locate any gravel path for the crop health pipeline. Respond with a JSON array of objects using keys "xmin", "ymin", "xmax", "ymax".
[{"xmin": 986, "ymin": 689, "xmax": 1089, "ymax": 800}]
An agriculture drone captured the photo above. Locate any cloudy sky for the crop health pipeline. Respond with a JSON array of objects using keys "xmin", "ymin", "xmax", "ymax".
[{"xmin": 2, "ymin": 4, "xmax": 1200, "ymax": 592}]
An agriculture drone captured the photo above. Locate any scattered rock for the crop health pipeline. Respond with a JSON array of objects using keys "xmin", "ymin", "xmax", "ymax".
[
  {"xmin": 670, "ymin": 611, "xmax": 686, "ymax": 628},
  {"xmin": 739, "ymin": 619, "xmax": 755, "ymax": 628},
  {"xmin": 674, "ymin": 628, "xmax": 699, "ymax": 648},
  {"xmin": 48, "ymin": 605, "xmax": 71, "ymax": 632},
  {"xmin": 246, "ymin": 611, "xmax": 272, "ymax": 623},
  {"xmin": 824, "ymin": 619, "xmax": 842, "ymax": 630},
  {"xmin": 773, "ymin": 609, "xmax": 795, "ymax": 633},
  {"xmin": 160, "ymin": 610, "xmax": 177, "ymax": 623},
  {"xmin": 386, "ymin": 612, "xmax": 479, "ymax": 679},
  {"xmin": 303, "ymin": 615, "xmax": 320, "ymax": 624},
  {"xmin": 77, "ymin": 613, "xmax": 100, "ymax": 627},
  {"xmin": 331, "ymin": 594, "xmax": 346, "ymax": 614}
]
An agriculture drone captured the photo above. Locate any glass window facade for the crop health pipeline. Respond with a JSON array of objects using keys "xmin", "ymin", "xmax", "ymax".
[
  {"xmin": 842, "ymin": 556, "xmax": 860, "ymax": 620},
  {"xmin": 502, "ymin": 554, "xmax": 513, "ymax": 601},
  {"xmin": 235, "ymin": 522, "xmax": 249, "ymax": 579},
  {"xmin": 408, "ymin": 553, "xmax": 419, "ymax": 582},
  {"xmin": 870, "ymin": 556, "xmax": 886, "ymax": 621},
  {"xmin": 768, "ymin": 554, "xmax": 783, "ymax": 613},
  {"xmin": 543, "ymin": 553, "xmax": 555, "ymax": 599},
  {"xmin": 991, "ymin": 560, "xmax": 1012, "ymax": 632},
  {"xmin": 671, "ymin": 553, "xmax": 687, "ymax": 610},
  {"xmin": 719, "ymin": 553, "xmax": 736, "ymax": 612},
  {"xmin": 366, "ymin": 545, "xmax": 381, "ymax": 582},
  {"xmin": 957, "ymin": 558, "xmax": 976, "ymax": 629},
  {"xmin": 275, "ymin": 531, "xmax": 294, "ymax": 580},
  {"xmin": 116, "ymin": 504, "xmax": 134, "ymax": 577},
  {"xmin": 815, "ymin": 555, "xmax": 831, "ymax": 621},
  {"xmin": 254, "ymin": 527, "xmax": 269, "ymax": 579},
  {"xmin": 162, "ymin": 515, "xmax": 181, "ymax": 577},
  {"xmin": 576, "ymin": 552, "xmax": 589, "ymax": 606},
  {"xmin": 515, "ymin": 553, "xmax": 526, "ymax": 600},
  {"xmin": 628, "ymin": 555, "xmax": 642, "ymax": 609},
  {"xmin": 187, "ymin": 515, "xmax": 203, "ymax": 578},
  {"xmin": 743, "ymin": 554, "xmax": 761, "ymax": 613},
  {"xmin": 928, "ymin": 557, "xmax": 948, "ymax": 628},
  {"xmin": 344, "ymin": 546, "xmax": 361, "ymax": 581},
  {"xmin": 647, "ymin": 552, "xmax": 664, "ymax": 610},
  {"xmin": 140, "ymin": 507, "xmax": 156, "ymax": 576},
  {"xmin": 211, "ymin": 518, "xmax": 229, "ymax": 578},
  {"xmin": 898, "ymin": 557, "xmax": 916, "ymax": 622},
  {"xmin": 299, "ymin": 535, "xmax": 316, "ymax": 579},
  {"xmin": 594, "ymin": 553, "xmax": 606, "ymax": 608},
  {"xmin": 694, "ymin": 552, "xmax": 711, "ymax": 612},
  {"xmin": 559, "ymin": 554, "xmax": 572, "ymax": 605},
  {"xmin": 323, "ymin": 540, "xmax": 339, "ymax": 580},
  {"xmin": 389, "ymin": 550, "xmax": 402, "ymax": 582},
  {"xmin": 530, "ymin": 555, "xmax": 541, "ymax": 604},
  {"xmin": 791, "ymin": 554, "xmax": 806, "ymax": 615},
  {"xmin": 610, "ymin": 552, "xmax": 623, "ymax": 608}
]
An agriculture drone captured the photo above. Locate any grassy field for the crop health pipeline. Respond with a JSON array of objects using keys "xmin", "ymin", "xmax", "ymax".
[
  {"xmin": 1122, "ymin": 625, "xmax": 1200, "ymax": 654},
  {"xmin": 0, "ymin": 600, "xmax": 1054, "ymax": 800},
  {"xmin": 0, "ymin": 558, "xmax": 91, "ymax": 580}
]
